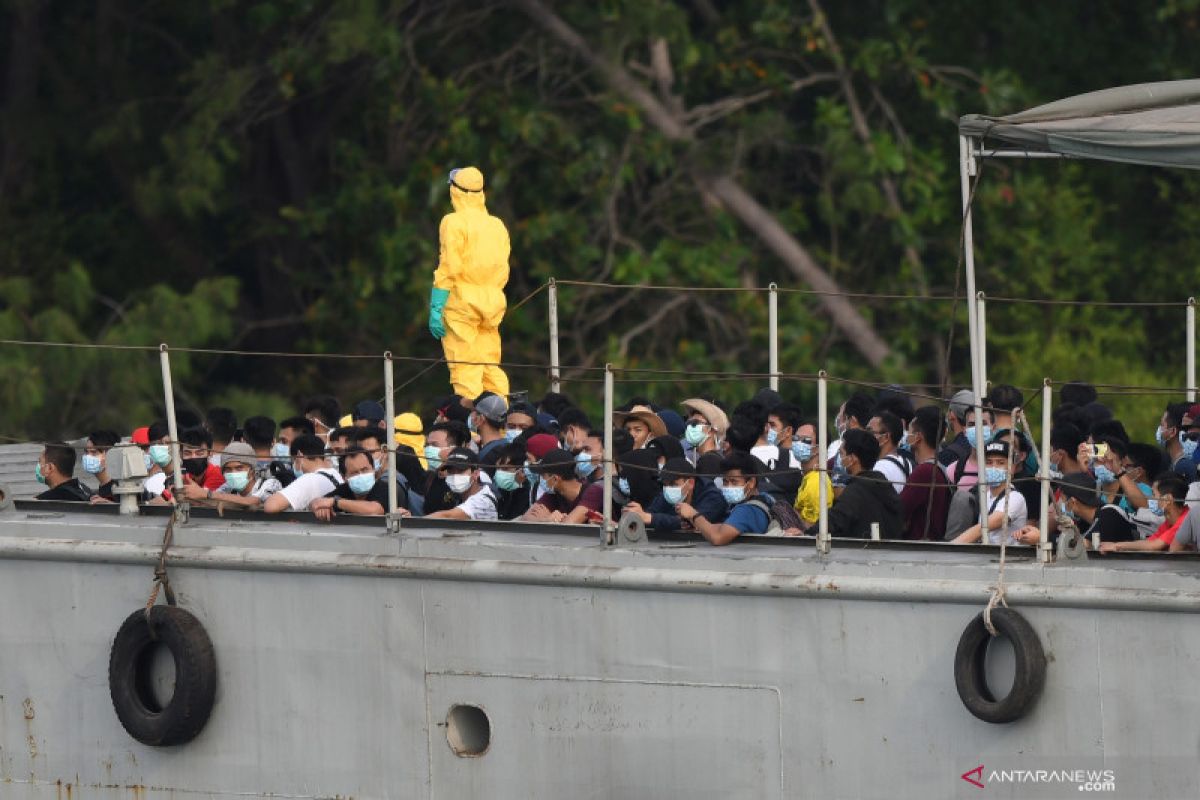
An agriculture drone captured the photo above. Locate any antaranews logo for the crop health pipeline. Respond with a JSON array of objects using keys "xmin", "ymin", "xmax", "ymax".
[{"xmin": 960, "ymin": 764, "xmax": 1117, "ymax": 792}]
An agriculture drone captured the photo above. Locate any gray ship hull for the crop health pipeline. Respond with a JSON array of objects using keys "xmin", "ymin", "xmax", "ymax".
[{"xmin": 1, "ymin": 506, "xmax": 1198, "ymax": 799}]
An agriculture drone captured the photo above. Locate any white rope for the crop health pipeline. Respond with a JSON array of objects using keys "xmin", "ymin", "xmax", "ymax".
[{"xmin": 984, "ymin": 406, "xmax": 1023, "ymax": 636}]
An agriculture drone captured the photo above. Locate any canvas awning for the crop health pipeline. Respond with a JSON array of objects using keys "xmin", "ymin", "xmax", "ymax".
[{"xmin": 959, "ymin": 79, "xmax": 1200, "ymax": 169}]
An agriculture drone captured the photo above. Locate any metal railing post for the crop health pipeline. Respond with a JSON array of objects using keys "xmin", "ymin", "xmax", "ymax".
[
  {"xmin": 960, "ymin": 136, "xmax": 989, "ymax": 532},
  {"xmin": 1188, "ymin": 297, "xmax": 1196, "ymax": 402},
  {"xmin": 768, "ymin": 282, "xmax": 779, "ymax": 391},
  {"xmin": 384, "ymin": 352, "xmax": 400, "ymax": 533},
  {"xmin": 1038, "ymin": 379, "xmax": 1053, "ymax": 563},
  {"xmin": 159, "ymin": 344, "xmax": 187, "ymax": 522},
  {"xmin": 602, "ymin": 363, "xmax": 614, "ymax": 545},
  {"xmin": 817, "ymin": 370, "xmax": 830, "ymax": 555},
  {"xmin": 977, "ymin": 291, "xmax": 988, "ymax": 394},
  {"xmin": 548, "ymin": 278, "xmax": 561, "ymax": 393}
]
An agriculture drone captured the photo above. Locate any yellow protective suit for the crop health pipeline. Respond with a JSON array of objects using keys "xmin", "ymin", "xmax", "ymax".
[{"xmin": 433, "ymin": 166, "xmax": 511, "ymax": 399}]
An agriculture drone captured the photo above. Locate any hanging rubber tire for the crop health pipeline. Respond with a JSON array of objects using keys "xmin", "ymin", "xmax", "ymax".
[
  {"xmin": 109, "ymin": 606, "xmax": 217, "ymax": 746},
  {"xmin": 954, "ymin": 608, "xmax": 1046, "ymax": 724}
]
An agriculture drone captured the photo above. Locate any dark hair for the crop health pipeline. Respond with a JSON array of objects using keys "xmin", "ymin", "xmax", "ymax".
[
  {"xmin": 1080, "ymin": 401, "xmax": 1112, "ymax": 428},
  {"xmin": 619, "ymin": 395, "xmax": 657, "ymax": 412},
  {"xmin": 206, "ymin": 407, "xmax": 238, "ymax": 443},
  {"xmin": 538, "ymin": 392, "xmax": 574, "ymax": 420},
  {"xmin": 720, "ymin": 450, "xmax": 759, "ymax": 477},
  {"xmin": 730, "ymin": 400, "xmax": 767, "ymax": 432},
  {"xmin": 1096, "ymin": 435, "xmax": 1127, "ymax": 461},
  {"xmin": 354, "ymin": 428, "xmax": 385, "ymax": 447},
  {"xmin": 290, "ymin": 434, "xmax": 326, "ymax": 458},
  {"xmin": 537, "ymin": 457, "xmax": 579, "ymax": 480},
  {"xmin": 430, "ymin": 420, "xmax": 470, "ymax": 448},
  {"xmin": 278, "ymin": 416, "xmax": 316, "ymax": 436},
  {"xmin": 1060, "ymin": 382, "xmax": 1097, "ymax": 408},
  {"xmin": 148, "ymin": 420, "xmax": 170, "ymax": 442},
  {"xmin": 769, "ymin": 402, "xmax": 802, "ymax": 432},
  {"xmin": 1089, "ymin": 418, "xmax": 1129, "ymax": 445},
  {"xmin": 872, "ymin": 393, "xmax": 915, "ymax": 426},
  {"xmin": 1056, "ymin": 473, "xmax": 1102, "ymax": 508},
  {"xmin": 556, "ymin": 407, "xmax": 591, "ymax": 431},
  {"xmin": 302, "ymin": 395, "xmax": 341, "ymax": 427},
  {"xmin": 910, "ymin": 406, "xmax": 944, "ymax": 447},
  {"xmin": 611, "ymin": 428, "xmax": 634, "ymax": 456},
  {"xmin": 179, "ymin": 426, "xmax": 213, "ymax": 448},
  {"xmin": 242, "ymin": 416, "xmax": 276, "ymax": 449},
  {"xmin": 724, "ymin": 417, "xmax": 760, "ymax": 454},
  {"xmin": 1051, "ymin": 403, "xmax": 1089, "ymax": 432},
  {"xmin": 646, "ymin": 435, "xmax": 685, "ymax": 462},
  {"xmin": 1164, "ymin": 402, "xmax": 1191, "ymax": 432},
  {"xmin": 43, "ymin": 442, "xmax": 75, "ymax": 475},
  {"xmin": 338, "ymin": 446, "xmax": 372, "ymax": 477},
  {"xmin": 841, "ymin": 428, "xmax": 880, "ymax": 470},
  {"xmin": 988, "ymin": 385, "xmax": 1024, "ymax": 414},
  {"xmin": 493, "ymin": 443, "xmax": 527, "ymax": 466},
  {"xmin": 1050, "ymin": 423, "xmax": 1085, "ymax": 456},
  {"xmin": 1126, "ymin": 443, "xmax": 1164, "ymax": 477},
  {"xmin": 1153, "ymin": 472, "xmax": 1189, "ymax": 505},
  {"xmin": 174, "ymin": 407, "xmax": 203, "ymax": 430},
  {"xmin": 992, "ymin": 427, "xmax": 1032, "ymax": 455},
  {"xmin": 872, "ymin": 411, "xmax": 903, "ymax": 448},
  {"xmin": 843, "ymin": 392, "xmax": 875, "ymax": 428},
  {"xmin": 88, "ymin": 429, "xmax": 121, "ymax": 449},
  {"xmin": 329, "ymin": 426, "xmax": 358, "ymax": 444}
]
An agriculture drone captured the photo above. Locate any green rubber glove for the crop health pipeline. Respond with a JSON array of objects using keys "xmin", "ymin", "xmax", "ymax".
[{"xmin": 428, "ymin": 287, "xmax": 450, "ymax": 339}]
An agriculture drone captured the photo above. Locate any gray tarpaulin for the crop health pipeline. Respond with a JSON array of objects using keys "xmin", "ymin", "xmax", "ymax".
[{"xmin": 959, "ymin": 79, "xmax": 1200, "ymax": 169}]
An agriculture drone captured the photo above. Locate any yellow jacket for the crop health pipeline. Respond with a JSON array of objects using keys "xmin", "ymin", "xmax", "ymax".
[{"xmin": 433, "ymin": 180, "xmax": 510, "ymax": 327}]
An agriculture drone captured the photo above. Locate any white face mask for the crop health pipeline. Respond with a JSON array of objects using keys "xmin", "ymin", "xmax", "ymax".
[{"xmin": 446, "ymin": 474, "xmax": 472, "ymax": 494}]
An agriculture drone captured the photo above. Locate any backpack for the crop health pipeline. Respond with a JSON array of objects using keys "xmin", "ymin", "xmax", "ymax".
[
  {"xmin": 881, "ymin": 452, "xmax": 915, "ymax": 479},
  {"xmin": 745, "ymin": 494, "xmax": 806, "ymax": 536}
]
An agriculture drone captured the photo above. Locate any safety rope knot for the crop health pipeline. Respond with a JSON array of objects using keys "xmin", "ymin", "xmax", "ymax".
[{"xmin": 143, "ymin": 513, "xmax": 178, "ymax": 637}]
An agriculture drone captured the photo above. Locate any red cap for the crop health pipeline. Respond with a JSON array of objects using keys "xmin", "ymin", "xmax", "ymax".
[
  {"xmin": 525, "ymin": 433, "xmax": 561, "ymax": 460},
  {"xmin": 131, "ymin": 426, "xmax": 150, "ymax": 445}
]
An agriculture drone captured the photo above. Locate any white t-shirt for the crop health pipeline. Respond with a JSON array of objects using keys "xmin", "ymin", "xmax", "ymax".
[
  {"xmin": 985, "ymin": 488, "xmax": 1028, "ymax": 545},
  {"xmin": 143, "ymin": 472, "xmax": 167, "ymax": 498},
  {"xmin": 750, "ymin": 445, "xmax": 797, "ymax": 471},
  {"xmin": 875, "ymin": 453, "xmax": 910, "ymax": 493},
  {"xmin": 277, "ymin": 468, "xmax": 343, "ymax": 511},
  {"xmin": 217, "ymin": 477, "xmax": 282, "ymax": 502},
  {"xmin": 456, "ymin": 485, "xmax": 499, "ymax": 521}
]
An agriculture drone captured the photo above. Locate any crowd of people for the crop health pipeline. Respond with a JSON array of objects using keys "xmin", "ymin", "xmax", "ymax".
[{"xmin": 28, "ymin": 380, "xmax": 1200, "ymax": 552}]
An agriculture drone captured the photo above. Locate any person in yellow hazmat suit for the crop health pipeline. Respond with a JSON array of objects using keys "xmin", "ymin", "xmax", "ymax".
[{"xmin": 428, "ymin": 166, "xmax": 511, "ymax": 400}]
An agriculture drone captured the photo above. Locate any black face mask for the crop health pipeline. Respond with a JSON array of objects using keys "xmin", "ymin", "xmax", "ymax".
[{"xmin": 183, "ymin": 457, "xmax": 208, "ymax": 478}]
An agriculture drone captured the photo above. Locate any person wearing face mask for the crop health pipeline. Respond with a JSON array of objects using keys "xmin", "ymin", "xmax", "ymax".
[
  {"xmin": 1156, "ymin": 402, "xmax": 1199, "ymax": 482},
  {"xmin": 489, "ymin": 443, "xmax": 532, "ymax": 520},
  {"xmin": 1016, "ymin": 472, "xmax": 1135, "ymax": 548},
  {"xmin": 33, "ymin": 442, "xmax": 92, "ymax": 501},
  {"xmin": 825, "ymin": 393, "xmax": 873, "ymax": 464},
  {"xmin": 574, "ymin": 429, "xmax": 609, "ymax": 485},
  {"xmin": 937, "ymin": 390, "xmax": 977, "ymax": 469},
  {"xmin": 945, "ymin": 408, "xmax": 996, "ymax": 491},
  {"xmin": 521, "ymin": 449, "xmax": 605, "ymax": 524},
  {"xmin": 309, "ymin": 447, "xmax": 410, "ymax": 521},
  {"xmin": 556, "ymin": 407, "xmax": 592, "ymax": 455},
  {"xmin": 679, "ymin": 452, "xmax": 769, "ymax": 545},
  {"xmin": 614, "ymin": 405, "xmax": 667, "ymax": 451},
  {"xmin": 302, "ymin": 395, "xmax": 342, "ymax": 444},
  {"xmin": 791, "ymin": 421, "xmax": 832, "ymax": 530},
  {"xmin": 625, "ymin": 458, "xmax": 727, "ymax": 532},
  {"xmin": 952, "ymin": 441, "xmax": 1028, "ymax": 545},
  {"xmin": 502, "ymin": 402, "xmax": 539, "ymax": 444},
  {"xmin": 752, "ymin": 402, "xmax": 802, "ymax": 472},
  {"xmin": 828, "ymin": 429, "xmax": 904, "ymax": 540},
  {"xmin": 898, "ymin": 407, "xmax": 951, "ymax": 540},
  {"xmin": 270, "ymin": 416, "xmax": 314, "ymax": 488},
  {"xmin": 424, "ymin": 448, "xmax": 498, "ymax": 521},
  {"xmin": 82, "ymin": 429, "xmax": 121, "ymax": 500},
  {"xmin": 420, "ymin": 421, "xmax": 471, "ymax": 514},
  {"xmin": 867, "ymin": 411, "xmax": 910, "ymax": 493},
  {"xmin": 519, "ymin": 434, "xmax": 563, "ymax": 502},
  {"xmin": 1101, "ymin": 473, "xmax": 1190, "ymax": 553},
  {"xmin": 264, "ymin": 435, "xmax": 344, "ymax": 513},
  {"xmin": 182, "ymin": 442, "xmax": 282, "ymax": 510},
  {"xmin": 680, "ymin": 398, "xmax": 729, "ymax": 464},
  {"xmin": 471, "ymin": 393, "xmax": 510, "ymax": 467},
  {"xmin": 178, "ymin": 427, "xmax": 226, "ymax": 491}
]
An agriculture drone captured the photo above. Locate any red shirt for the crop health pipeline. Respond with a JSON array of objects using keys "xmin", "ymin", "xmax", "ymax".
[{"xmin": 1149, "ymin": 508, "xmax": 1189, "ymax": 544}]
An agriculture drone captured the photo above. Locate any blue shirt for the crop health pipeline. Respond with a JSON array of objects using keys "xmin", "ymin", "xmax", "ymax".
[{"xmin": 723, "ymin": 501, "xmax": 770, "ymax": 535}]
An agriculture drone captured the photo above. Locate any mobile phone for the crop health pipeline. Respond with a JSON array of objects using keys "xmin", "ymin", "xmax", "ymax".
[{"xmin": 1094, "ymin": 443, "xmax": 1108, "ymax": 459}]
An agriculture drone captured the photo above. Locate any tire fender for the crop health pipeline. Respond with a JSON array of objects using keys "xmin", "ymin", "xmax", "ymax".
[
  {"xmin": 109, "ymin": 606, "xmax": 217, "ymax": 746},
  {"xmin": 954, "ymin": 607, "xmax": 1046, "ymax": 724}
]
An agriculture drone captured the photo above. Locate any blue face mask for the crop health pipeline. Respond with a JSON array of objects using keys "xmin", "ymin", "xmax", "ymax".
[
  {"xmin": 1155, "ymin": 426, "xmax": 1167, "ymax": 447},
  {"xmin": 271, "ymin": 442, "xmax": 290, "ymax": 459},
  {"xmin": 663, "ymin": 485, "xmax": 685, "ymax": 505},
  {"xmin": 1093, "ymin": 464, "xmax": 1116, "ymax": 484},
  {"xmin": 224, "ymin": 471, "xmax": 250, "ymax": 492},
  {"xmin": 35, "ymin": 463, "xmax": 47, "ymax": 484},
  {"xmin": 575, "ymin": 451, "xmax": 596, "ymax": 478},
  {"xmin": 792, "ymin": 440, "xmax": 813, "ymax": 462},
  {"xmin": 984, "ymin": 466, "xmax": 1007, "ymax": 486},
  {"xmin": 966, "ymin": 426, "xmax": 992, "ymax": 448},
  {"xmin": 524, "ymin": 465, "xmax": 538, "ymax": 485},
  {"xmin": 684, "ymin": 423, "xmax": 707, "ymax": 447},
  {"xmin": 1057, "ymin": 499, "xmax": 1072, "ymax": 518},
  {"xmin": 348, "ymin": 472, "xmax": 377, "ymax": 496},
  {"xmin": 468, "ymin": 414, "xmax": 478, "ymax": 434},
  {"xmin": 1181, "ymin": 434, "xmax": 1198, "ymax": 460},
  {"xmin": 1148, "ymin": 498, "xmax": 1162, "ymax": 515},
  {"xmin": 898, "ymin": 433, "xmax": 911, "ymax": 453},
  {"xmin": 143, "ymin": 452, "xmax": 154, "ymax": 471},
  {"xmin": 538, "ymin": 476, "xmax": 552, "ymax": 495},
  {"xmin": 765, "ymin": 429, "xmax": 779, "ymax": 446},
  {"xmin": 494, "ymin": 469, "xmax": 520, "ymax": 492},
  {"xmin": 618, "ymin": 477, "xmax": 630, "ymax": 496},
  {"xmin": 82, "ymin": 454, "xmax": 104, "ymax": 474},
  {"xmin": 149, "ymin": 444, "xmax": 171, "ymax": 467},
  {"xmin": 505, "ymin": 428, "xmax": 521, "ymax": 443},
  {"xmin": 721, "ymin": 485, "xmax": 745, "ymax": 505},
  {"xmin": 424, "ymin": 445, "xmax": 443, "ymax": 470}
]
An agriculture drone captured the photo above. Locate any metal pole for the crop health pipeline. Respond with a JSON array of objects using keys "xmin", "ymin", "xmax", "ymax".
[
  {"xmin": 602, "ymin": 363, "xmax": 614, "ymax": 546},
  {"xmin": 817, "ymin": 370, "xmax": 830, "ymax": 555},
  {"xmin": 1188, "ymin": 297, "xmax": 1196, "ymax": 402},
  {"xmin": 977, "ymin": 291, "xmax": 987, "ymax": 395},
  {"xmin": 384, "ymin": 352, "xmax": 399, "ymax": 532},
  {"xmin": 768, "ymin": 282, "xmax": 779, "ymax": 391},
  {"xmin": 159, "ymin": 344, "xmax": 186, "ymax": 520},
  {"xmin": 1038, "ymin": 379, "xmax": 1052, "ymax": 564},
  {"xmin": 548, "ymin": 278, "xmax": 561, "ymax": 394},
  {"xmin": 960, "ymin": 135, "xmax": 988, "ymax": 531}
]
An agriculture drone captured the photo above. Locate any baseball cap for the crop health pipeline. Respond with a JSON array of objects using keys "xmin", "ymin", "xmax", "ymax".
[
  {"xmin": 661, "ymin": 457, "xmax": 695, "ymax": 482},
  {"xmin": 220, "ymin": 442, "xmax": 258, "ymax": 469},
  {"xmin": 525, "ymin": 433, "xmax": 561, "ymax": 460},
  {"xmin": 474, "ymin": 394, "xmax": 508, "ymax": 425},
  {"xmin": 948, "ymin": 390, "xmax": 975, "ymax": 422},
  {"xmin": 352, "ymin": 400, "xmax": 385, "ymax": 424},
  {"xmin": 440, "ymin": 447, "xmax": 476, "ymax": 472},
  {"xmin": 984, "ymin": 440, "xmax": 1010, "ymax": 459}
]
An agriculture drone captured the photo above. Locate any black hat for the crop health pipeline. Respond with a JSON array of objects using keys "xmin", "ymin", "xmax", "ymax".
[
  {"xmin": 352, "ymin": 400, "xmax": 385, "ymax": 423},
  {"xmin": 984, "ymin": 440, "xmax": 1010, "ymax": 459},
  {"xmin": 441, "ymin": 447, "xmax": 476, "ymax": 472},
  {"xmin": 532, "ymin": 448, "xmax": 576, "ymax": 478},
  {"xmin": 661, "ymin": 457, "xmax": 695, "ymax": 483}
]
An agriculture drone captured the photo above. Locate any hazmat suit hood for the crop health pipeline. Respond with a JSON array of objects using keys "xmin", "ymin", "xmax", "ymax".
[{"xmin": 449, "ymin": 166, "xmax": 488, "ymax": 213}]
